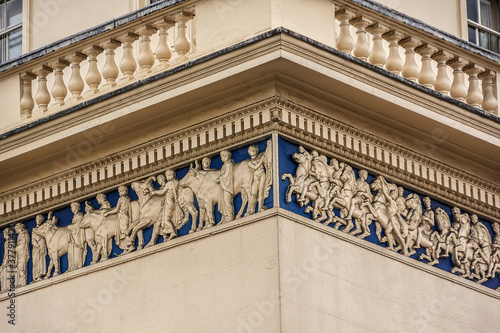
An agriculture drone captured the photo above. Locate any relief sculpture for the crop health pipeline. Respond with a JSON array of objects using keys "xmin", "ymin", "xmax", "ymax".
[
  {"xmin": 0, "ymin": 140, "xmax": 273, "ymax": 291},
  {"xmin": 282, "ymin": 146, "xmax": 500, "ymax": 289}
]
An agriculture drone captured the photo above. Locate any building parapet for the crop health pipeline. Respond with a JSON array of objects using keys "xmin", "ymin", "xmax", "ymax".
[{"xmin": 0, "ymin": 0, "xmax": 498, "ymax": 133}]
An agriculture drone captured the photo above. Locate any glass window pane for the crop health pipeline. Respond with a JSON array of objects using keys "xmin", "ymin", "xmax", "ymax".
[
  {"xmin": 6, "ymin": 0, "xmax": 22, "ymax": 28},
  {"xmin": 480, "ymin": 0, "xmax": 493, "ymax": 28},
  {"xmin": 491, "ymin": 34, "xmax": 500, "ymax": 53},
  {"xmin": 0, "ymin": 33, "xmax": 6, "ymax": 63},
  {"xmin": 7, "ymin": 26, "xmax": 21, "ymax": 60},
  {"xmin": 0, "ymin": 2, "xmax": 5, "ymax": 31},
  {"xmin": 468, "ymin": 0, "xmax": 479, "ymax": 21},
  {"xmin": 468, "ymin": 25, "xmax": 478, "ymax": 43}
]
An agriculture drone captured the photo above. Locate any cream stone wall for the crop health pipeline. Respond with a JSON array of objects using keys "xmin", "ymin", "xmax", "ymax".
[
  {"xmin": 2, "ymin": 211, "xmax": 498, "ymax": 332},
  {"xmin": 0, "ymin": 75, "xmax": 21, "ymax": 131},
  {"xmin": 28, "ymin": 0, "xmax": 132, "ymax": 51},
  {"xmin": 0, "ymin": 217, "xmax": 281, "ymax": 333},
  {"xmin": 195, "ymin": 0, "xmax": 273, "ymax": 53},
  {"xmin": 375, "ymin": 0, "xmax": 464, "ymax": 37},
  {"xmin": 278, "ymin": 214, "xmax": 500, "ymax": 333}
]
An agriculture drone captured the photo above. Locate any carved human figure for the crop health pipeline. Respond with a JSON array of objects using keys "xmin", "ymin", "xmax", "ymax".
[
  {"xmin": 467, "ymin": 214, "xmax": 492, "ymax": 281},
  {"xmin": 394, "ymin": 186, "xmax": 409, "ymax": 238},
  {"xmin": 217, "ymin": 150, "xmax": 235, "ymax": 223},
  {"xmin": 487, "ymin": 222, "xmax": 500, "ymax": 277},
  {"xmin": 201, "ymin": 157, "xmax": 214, "ymax": 172},
  {"xmin": 307, "ymin": 150, "xmax": 330, "ymax": 214},
  {"xmin": 14, "ymin": 223, "xmax": 30, "ymax": 288},
  {"xmin": 147, "ymin": 170, "xmax": 180, "ymax": 246},
  {"xmin": 97, "ymin": 193, "xmax": 112, "ymax": 209},
  {"xmin": 433, "ymin": 207, "xmax": 453, "ymax": 258},
  {"xmin": 324, "ymin": 159, "xmax": 344, "ymax": 215},
  {"xmin": 0, "ymin": 228, "xmax": 15, "ymax": 292},
  {"xmin": 247, "ymin": 144, "xmax": 270, "ymax": 214},
  {"xmin": 414, "ymin": 196, "xmax": 434, "ymax": 251},
  {"xmin": 327, "ymin": 158, "xmax": 343, "ymax": 194},
  {"xmin": 103, "ymin": 186, "xmax": 132, "ymax": 249},
  {"xmin": 375, "ymin": 179, "xmax": 408, "ymax": 255},
  {"xmin": 297, "ymin": 146, "xmax": 313, "ymax": 203},
  {"xmin": 345, "ymin": 169, "xmax": 373, "ymax": 221},
  {"xmin": 403, "ymin": 194, "xmax": 423, "ymax": 254},
  {"xmin": 448, "ymin": 207, "xmax": 472, "ymax": 275},
  {"xmin": 67, "ymin": 202, "xmax": 86, "ymax": 271},
  {"xmin": 32, "ymin": 215, "xmax": 48, "ymax": 281}
]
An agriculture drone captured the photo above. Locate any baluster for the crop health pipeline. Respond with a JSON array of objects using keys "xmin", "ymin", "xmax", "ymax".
[
  {"xmin": 366, "ymin": 23, "xmax": 389, "ymax": 67},
  {"xmin": 154, "ymin": 17, "xmax": 175, "ymax": 70},
  {"xmin": 174, "ymin": 10, "xmax": 195, "ymax": 61},
  {"xmin": 415, "ymin": 44, "xmax": 437, "ymax": 88},
  {"xmin": 49, "ymin": 59, "xmax": 70, "ymax": 106},
  {"xmin": 136, "ymin": 25, "xmax": 156, "ymax": 75},
  {"xmin": 350, "ymin": 16, "xmax": 372, "ymax": 61},
  {"xmin": 118, "ymin": 32, "xmax": 139, "ymax": 82},
  {"xmin": 65, "ymin": 52, "xmax": 87, "ymax": 101},
  {"xmin": 82, "ymin": 45, "xmax": 104, "ymax": 94},
  {"xmin": 33, "ymin": 65, "xmax": 53, "ymax": 114},
  {"xmin": 432, "ymin": 50, "xmax": 453, "ymax": 94},
  {"xmin": 447, "ymin": 57, "xmax": 469, "ymax": 102},
  {"xmin": 478, "ymin": 70, "xmax": 498, "ymax": 113},
  {"xmin": 399, "ymin": 37, "xmax": 421, "ymax": 82},
  {"xmin": 20, "ymin": 72, "xmax": 36, "ymax": 120},
  {"xmin": 464, "ymin": 64, "xmax": 485, "ymax": 107},
  {"xmin": 335, "ymin": 9, "xmax": 355, "ymax": 54},
  {"xmin": 382, "ymin": 30, "xmax": 405, "ymax": 75},
  {"xmin": 99, "ymin": 39, "xmax": 121, "ymax": 89}
]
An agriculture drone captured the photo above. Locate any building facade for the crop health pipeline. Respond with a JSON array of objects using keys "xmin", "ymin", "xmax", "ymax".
[{"xmin": 0, "ymin": 0, "xmax": 499, "ymax": 332}]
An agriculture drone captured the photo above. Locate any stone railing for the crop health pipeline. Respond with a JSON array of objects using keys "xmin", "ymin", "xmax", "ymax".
[
  {"xmin": 331, "ymin": 0, "xmax": 499, "ymax": 114},
  {"xmin": 5, "ymin": 2, "xmax": 195, "ymax": 124},
  {"xmin": 0, "ymin": 0, "xmax": 498, "ymax": 134}
]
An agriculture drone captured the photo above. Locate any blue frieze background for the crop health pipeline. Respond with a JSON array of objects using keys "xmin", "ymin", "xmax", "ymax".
[
  {"xmin": 0, "ymin": 137, "xmax": 273, "ymax": 288},
  {"xmin": 278, "ymin": 135, "xmax": 499, "ymax": 290}
]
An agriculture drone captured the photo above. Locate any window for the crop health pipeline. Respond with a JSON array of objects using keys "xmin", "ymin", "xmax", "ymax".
[
  {"xmin": 0, "ymin": 0, "xmax": 22, "ymax": 63},
  {"xmin": 467, "ymin": 0, "xmax": 500, "ymax": 53}
]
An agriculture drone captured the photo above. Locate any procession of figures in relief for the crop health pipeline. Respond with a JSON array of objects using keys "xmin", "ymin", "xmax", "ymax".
[
  {"xmin": 0, "ymin": 142, "xmax": 272, "ymax": 291},
  {"xmin": 281, "ymin": 146, "xmax": 500, "ymax": 288}
]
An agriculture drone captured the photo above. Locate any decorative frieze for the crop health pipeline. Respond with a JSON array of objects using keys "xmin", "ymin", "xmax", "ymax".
[
  {"xmin": 0, "ymin": 139, "xmax": 273, "ymax": 291},
  {"xmin": 1, "ymin": 98, "xmax": 499, "ymax": 226},
  {"xmin": 280, "ymin": 141, "xmax": 500, "ymax": 290}
]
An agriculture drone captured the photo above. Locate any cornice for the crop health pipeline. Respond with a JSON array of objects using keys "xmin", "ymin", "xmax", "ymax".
[{"xmin": 0, "ymin": 97, "xmax": 278, "ymax": 226}]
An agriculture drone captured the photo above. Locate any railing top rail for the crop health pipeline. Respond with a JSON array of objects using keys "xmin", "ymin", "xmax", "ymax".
[
  {"xmin": 0, "ymin": 0, "xmax": 498, "ymax": 76},
  {"xmin": 0, "ymin": 0, "xmax": 193, "ymax": 75},
  {"xmin": 337, "ymin": 0, "xmax": 500, "ymax": 63}
]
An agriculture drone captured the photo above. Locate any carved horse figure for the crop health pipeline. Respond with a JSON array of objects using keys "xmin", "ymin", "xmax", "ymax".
[
  {"xmin": 281, "ymin": 152, "xmax": 317, "ymax": 207},
  {"xmin": 328, "ymin": 165, "xmax": 356, "ymax": 230},
  {"xmin": 399, "ymin": 194, "xmax": 440, "ymax": 265},
  {"xmin": 369, "ymin": 175, "xmax": 409, "ymax": 255},
  {"xmin": 35, "ymin": 221, "xmax": 70, "ymax": 278}
]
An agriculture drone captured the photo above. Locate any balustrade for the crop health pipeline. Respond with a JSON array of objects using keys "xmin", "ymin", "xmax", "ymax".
[
  {"xmin": 432, "ymin": 51, "xmax": 453, "ymax": 94},
  {"xmin": 19, "ymin": 72, "xmax": 36, "ymax": 120},
  {"xmin": 13, "ymin": 8, "xmax": 195, "ymax": 120},
  {"xmin": 331, "ymin": 3, "xmax": 497, "ymax": 114},
  {"xmin": 118, "ymin": 32, "xmax": 139, "ymax": 82},
  {"xmin": 9, "ymin": 1, "xmax": 499, "ymax": 123},
  {"xmin": 66, "ymin": 53, "xmax": 87, "ymax": 101},
  {"xmin": 366, "ymin": 23, "xmax": 388, "ymax": 67}
]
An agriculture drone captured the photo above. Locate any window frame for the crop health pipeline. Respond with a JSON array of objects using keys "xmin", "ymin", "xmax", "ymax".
[
  {"xmin": 466, "ymin": 0, "xmax": 500, "ymax": 53},
  {"xmin": 0, "ymin": 0, "xmax": 23, "ymax": 63}
]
